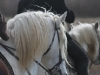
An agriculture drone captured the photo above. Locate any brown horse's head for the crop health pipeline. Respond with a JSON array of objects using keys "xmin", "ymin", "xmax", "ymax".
[{"xmin": 0, "ymin": 13, "xmax": 9, "ymax": 41}]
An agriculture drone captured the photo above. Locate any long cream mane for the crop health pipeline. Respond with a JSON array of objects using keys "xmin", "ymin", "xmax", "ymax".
[
  {"xmin": 6, "ymin": 11, "xmax": 68, "ymax": 70},
  {"xmin": 69, "ymin": 23, "xmax": 99, "ymax": 59}
]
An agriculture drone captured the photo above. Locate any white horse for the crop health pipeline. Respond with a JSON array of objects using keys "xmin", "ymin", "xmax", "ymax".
[
  {"xmin": 66, "ymin": 22, "xmax": 100, "ymax": 75},
  {"xmin": 0, "ymin": 11, "xmax": 69, "ymax": 75}
]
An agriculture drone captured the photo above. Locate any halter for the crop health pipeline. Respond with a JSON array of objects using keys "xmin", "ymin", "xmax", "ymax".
[
  {"xmin": 35, "ymin": 23, "xmax": 64, "ymax": 75},
  {"xmin": 0, "ymin": 23, "xmax": 65, "ymax": 75}
]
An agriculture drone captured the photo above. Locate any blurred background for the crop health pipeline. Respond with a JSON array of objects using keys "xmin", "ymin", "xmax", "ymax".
[
  {"xmin": 0, "ymin": 0, "xmax": 19, "ymax": 16},
  {"xmin": 0, "ymin": 0, "xmax": 100, "ymax": 18},
  {"xmin": 0, "ymin": 0, "xmax": 100, "ymax": 75}
]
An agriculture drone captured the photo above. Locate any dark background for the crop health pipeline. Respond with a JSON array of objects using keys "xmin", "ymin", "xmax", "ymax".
[{"xmin": 0, "ymin": 0, "xmax": 100, "ymax": 18}]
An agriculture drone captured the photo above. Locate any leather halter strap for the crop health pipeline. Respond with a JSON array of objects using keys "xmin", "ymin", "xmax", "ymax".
[
  {"xmin": 43, "ymin": 23, "xmax": 60, "ymax": 56},
  {"xmin": 35, "ymin": 23, "xmax": 64, "ymax": 75}
]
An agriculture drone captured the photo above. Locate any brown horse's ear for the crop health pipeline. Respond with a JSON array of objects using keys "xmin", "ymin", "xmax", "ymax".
[
  {"xmin": 0, "ymin": 14, "xmax": 6, "ymax": 25},
  {"xmin": 0, "ymin": 13, "xmax": 9, "ymax": 41}
]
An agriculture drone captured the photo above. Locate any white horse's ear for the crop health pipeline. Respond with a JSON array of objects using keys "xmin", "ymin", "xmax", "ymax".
[
  {"xmin": 94, "ymin": 21, "xmax": 99, "ymax": 30},
  {"xmin": 60, "ymin": 11, "xmax": 67, "ymax": 22}
]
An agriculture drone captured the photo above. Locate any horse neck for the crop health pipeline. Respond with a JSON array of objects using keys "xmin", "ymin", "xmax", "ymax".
[{"xmin": 0, "ymin": 37, "xmax": 40, "ymax": 75}]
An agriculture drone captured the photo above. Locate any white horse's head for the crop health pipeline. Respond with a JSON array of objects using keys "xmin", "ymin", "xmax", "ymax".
[
  {"xmin": 69, "ymin": 22, "xmax": 100, "ymax": 67},
  {"xmin": 0, "ymin": 11, "xmax": 69, "ymax": 75}
]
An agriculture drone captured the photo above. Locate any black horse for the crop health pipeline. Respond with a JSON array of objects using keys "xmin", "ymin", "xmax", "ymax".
[{"xmin": 17, "ymin": 0, "xmax": 75, "ymax": 23}]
